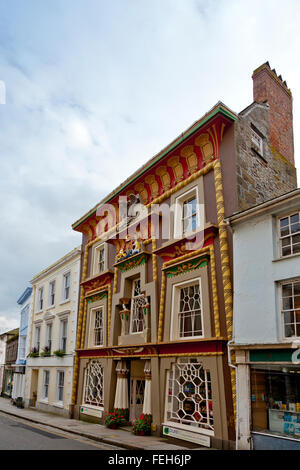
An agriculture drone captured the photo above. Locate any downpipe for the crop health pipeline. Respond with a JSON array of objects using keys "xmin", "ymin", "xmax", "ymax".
[{"xmin": 227, "ymin": 339, "xmax": 239, "ymax": 450}]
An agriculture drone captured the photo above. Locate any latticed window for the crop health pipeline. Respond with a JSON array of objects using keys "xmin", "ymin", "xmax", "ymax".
[
  {"xmin": 178, "ymin": 283, "xmax": 203, "ymax": 338},
  {"xmin": 130, "ymin": 279, "xmax": 147, "ymax": 333},
  {"xmin": 84, "ymin": 360, "xmax": 104, "ymax": 407},
  {"xmin": 94, "ymin": 309, "xmax": 104, "ymax": 346},
  {"xmin": 166, "ymin": 358, "xmax": 213, "ymax": 432},
  {"xmin": 281, "ymin": 280, "xmax": 300, "ymax": 338},
  {"xmin": 279, "ymin": 213, "xmax": 300, "ymax": 257},
  {"xmin": 182, "ymin": 197, "xmax": 197, "ymax": 234}
]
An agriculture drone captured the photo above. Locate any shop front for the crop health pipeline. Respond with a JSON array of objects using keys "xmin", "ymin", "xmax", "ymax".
[{"xmin": 249, "ymin": 349, "xmax": 300, "ymax": 450}]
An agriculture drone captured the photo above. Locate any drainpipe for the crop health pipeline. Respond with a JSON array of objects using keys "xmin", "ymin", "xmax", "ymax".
[{"xmin": 227, "ymin": 339, "xmax": 239, "ymax": 450}]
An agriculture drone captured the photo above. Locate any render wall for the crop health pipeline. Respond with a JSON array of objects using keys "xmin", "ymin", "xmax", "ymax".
[{"xmin": 233, "ymin": 203, "xmax": 300, "ymax": 344}]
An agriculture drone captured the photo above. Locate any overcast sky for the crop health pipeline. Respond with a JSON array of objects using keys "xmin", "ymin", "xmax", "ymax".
[{"xmin": 0, "ymin": 0, "xmax": 300, "ymax": 331}]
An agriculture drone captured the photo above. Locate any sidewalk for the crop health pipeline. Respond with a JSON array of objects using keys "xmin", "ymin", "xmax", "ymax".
[{"xmin": 0, "ymin": 397, "xmax": 208, "ymax": 450}]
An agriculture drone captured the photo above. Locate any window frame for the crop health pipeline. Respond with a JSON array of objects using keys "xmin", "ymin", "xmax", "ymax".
[
  {"xmin": 170, "ymin": 278, "xmax": 204, "ymax": 340},
  {"xmin": 37, "ymin": 287, "xmax": 44, "ymax": 312},
  {"xmin": 59, "ymin": 318, "xmax": 68, "ymax": 352},
  {"xmin": 174, "ymin": 186, "xmax": 201, "ymax": 240},
  {"xmin": 129, "ymin": 278, "xmax": 147, "ymax": 334},
  {"xmin": 92, "ymin": 242, "xmax": 107, "ymax": 276},
  {"xmin": 34, "ymin": 325, "xmax": 41, "ymax": 352},
  {"xmin": 278, "ymin": 211, "xmax": 300, "ymax": 258},
  {"xmin": 164, "ymin": 358, "xmax": 214, "ymax": 436},
  {"xmin": 56, "ymin": 370, "xmax": 65, "ymax": 404},
  {"xmin": 45, "ymin": 322, "xmax": 53, "ymax": 353},
  {"xmin": 48, "ymin": 280, "xmax": 56, "ymax": 307},
  {"xmin": 83, "ymin": 360, "xmax": 104, "ymax": 409},
  {"xmin": 280, "ymin": 278, "xmax": 300, "ymax": 340},
  {"xmin": 43, "ymin": 369, "xmax": 50, "ymax": 400}
]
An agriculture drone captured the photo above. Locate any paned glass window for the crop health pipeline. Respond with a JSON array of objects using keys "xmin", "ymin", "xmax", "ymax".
[
  {"xmin": 166, "ymin": 358, "xmax": 213, "ymax": 431},
  {"xmin": 94, "ymin": 309, "xmax": 104, "ymax": 346},
  {"xmin": 43, "ymin": 370, "xmax": 50, "ymax": 399},
  {"xmin": 182, "ymin": 197, "xmax": 197, "ymax": 234},
  {"xmin": 279, "ymin": 213, "xmax": 300, "ymax": 257},
  {"xmin": 84, "ymin": 360, "xmax": 104, "ymax": 407},
  {"xmin": 179, "ymin": 283, "xmax": 202, "ymax": 338},
  {"xmin": 130, "ymin": 279, "xmax": 147, "ymax": 333},
  {"xmin": 57, "ymin": 371, "xmax": 64, "ymax": 402},
  {"xmin": 281, "ymin": 280, "xmax": 300, "ymax": 338}
]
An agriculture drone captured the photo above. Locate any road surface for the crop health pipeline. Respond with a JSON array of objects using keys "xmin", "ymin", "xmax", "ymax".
[{"xmin": 0, "ymin": 411, "xmax": 122, "ymax": 450}]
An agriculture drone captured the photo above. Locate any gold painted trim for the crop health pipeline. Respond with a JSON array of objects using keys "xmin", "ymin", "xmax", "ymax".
[
  {"xmin": 209, "ymin": 244, "xmax": 221, "ymax": 337},
  {"xmin": 152, "ymin": 238, "xmax": 157, "ymax": 282},
  {"xmin": 113, "ymin": 267, "xmax": 118, "ymax": 294}
]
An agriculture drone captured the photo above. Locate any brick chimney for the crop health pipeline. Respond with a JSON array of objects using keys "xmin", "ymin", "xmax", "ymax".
[{"xmin": 252, "ymin": 62, "xmax": 294, "ymax": 166}]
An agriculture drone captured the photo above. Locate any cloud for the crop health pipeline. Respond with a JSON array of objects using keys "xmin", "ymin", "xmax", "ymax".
[{"xmin": 0, "ymin": 0, "xmax": 299, "ymax": 329}]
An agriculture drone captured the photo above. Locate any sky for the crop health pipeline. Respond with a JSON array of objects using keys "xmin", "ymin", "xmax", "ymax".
[{"xmin": 0, "ymin": 0, "xmax": 300, "ymax": 331}]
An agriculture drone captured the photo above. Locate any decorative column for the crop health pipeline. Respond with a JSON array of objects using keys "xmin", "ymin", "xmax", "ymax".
[
  {"xmin": 143, "ymin": 360, "xmax": 152, "ymax": 415},
  {"xmin": 119, "ymin": 298, "xmax": 130, "ymax": 336},
  {"xmin": 114, "ymin": 360, "xmax": 129, "ymax": 409}
]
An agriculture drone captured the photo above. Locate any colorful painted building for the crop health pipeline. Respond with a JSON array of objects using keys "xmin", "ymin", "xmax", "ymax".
[
  {"xmin": 228, "ymin": 189, "xmax": 300, "ymax": 450},
  {"xmin": 24, "ymin": 247, "xmax": 81, "ymax": 417},
  {"xmin": 11, "ymin": 287, "xmax": 33, "ymax": 403},
  {"xmin": 71, "ymin": 62, "xmax": 297, "ymax": 449}
]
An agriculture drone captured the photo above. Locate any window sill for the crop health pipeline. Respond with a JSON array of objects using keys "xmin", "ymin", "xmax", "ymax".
[
  {"xmin": 59, "ymin": 299, "xmax": 70, "ymax": 305},
  {"xmin": 273, "ymin": 252, "xmax": 300, "ymax": 262},
  {"xmin": 53, "ymin": 402, "xmax": 64, "ymax": 408},
  {"xmin": 40, "ymin": 398, "xmax": 49, "ymax": 404}
]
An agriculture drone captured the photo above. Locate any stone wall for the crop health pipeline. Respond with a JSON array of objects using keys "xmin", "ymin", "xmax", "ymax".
[{"xmin": 235, "ymin": 102, "xmax": 297, "ymax": 212}]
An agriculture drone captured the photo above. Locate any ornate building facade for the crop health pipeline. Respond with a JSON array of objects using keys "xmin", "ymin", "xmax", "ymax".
[{"xmin": 71, "ymin": 63, "xmax": 297, "ymax": 448}]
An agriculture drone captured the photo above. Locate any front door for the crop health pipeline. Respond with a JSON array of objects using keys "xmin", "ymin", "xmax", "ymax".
[{"xmin": 130, "ymin": 378, "xmax": 145, "ymax": 422}]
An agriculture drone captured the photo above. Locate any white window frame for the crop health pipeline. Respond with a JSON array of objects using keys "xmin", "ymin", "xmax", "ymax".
[
  {"xmin": 93, "ymin": 243, "xmax": 106, "ymax": 275},
  {"xmin": 19, "ymin": 336, "xmax": 26, "ymax": 361},
  {"xmin": 56, "ymin": 370, "xmax": 65, "ymax": 404},
  {"xmin": 164, "ymin": 358, "xmax": 214, "ymax": 436},
  {"xmin": 48, "ymin": 280, "xmax": 56, "ymax": 307},
  {"xmin": 89, "ymin": 307, "xmax": 104, "ymax": 347},
  {"xmin": 45, "ymin": 322, "xmax": 53, "ymax": 353},
  {"xmin": 34, "ymin": 325, "xmax": 41, "ymax": 352},
  {"xmin": 59, "ymin": 318, "xmax": 68, "ymax": 352},
  {"xmin": 170, "ymin": 278, "xmax": 204, "ymax": 340},
  {"xmin": 61, "ymin": 272, "xmax": 71, "ymax": 302},
  {"xmin": 43, "ymin": 369, "xmax": 50, "ymax": 400},
  {"xmin": 37, "ymin": 287, "xmax": 44, "ymax": 312},
  {"xmin": 83, "ymin": 360, "xmax": 104, "ymax": 409},
  {"xmin": 174, "ymin": 186, "xmax": 201, "ymax": 239},
  {"xmin": 280, "ymin": 278, "xmax": 300, "ymax": 340},
  {"xmin": 129, "ymin": 279, "xmax": 147, "ymax": 334},
  {"xmin": 278, "ymin": 212, "xmax": 300, "ymax": 258}
]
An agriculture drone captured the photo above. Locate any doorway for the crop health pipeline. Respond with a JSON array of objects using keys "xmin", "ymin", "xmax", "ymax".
[
  {"xmin": 130, "ymin": 378, "xmax": 145, "ymax": 422},
  {"xmin": 30, "ymin": 369, "xmax": 39, "ymax": 407}
]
